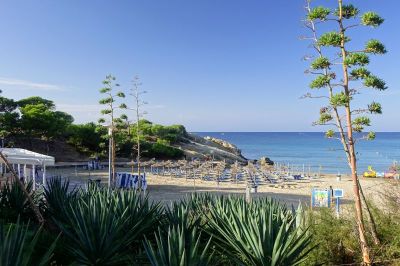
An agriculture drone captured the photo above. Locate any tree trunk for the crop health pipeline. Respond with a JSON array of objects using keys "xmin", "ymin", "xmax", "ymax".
[
  {"xmin": 112, "ymin": 135, "xmax": 116, "ymax": 187},
  {"xmin": 137, "ymin": 127, "xmax": 141, "ymax": 192},
  {"xmin": 348, "ymin": 139, "xmax": 371, "ymax": 265},
  {"xmin": 338, "ymin": 1, "xmax": 372, "ymax": 263},
  {"xmin": 358, "ymin": 179, "xmax": 381, "ymax": 245}
]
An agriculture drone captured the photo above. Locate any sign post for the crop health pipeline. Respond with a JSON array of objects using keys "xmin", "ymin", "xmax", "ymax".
[
  {"xmin": 311, "ymin": 188, "xmax": 331, "ymax": 209},
  {"xmin": 333, "ymin": 189, "xmax": 344, "ymax": 218}
]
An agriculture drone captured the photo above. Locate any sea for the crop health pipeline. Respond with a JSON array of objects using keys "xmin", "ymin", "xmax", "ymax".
[{"xmin": 195, "ymin": 132, "xmax": 400, "ymax": 174}]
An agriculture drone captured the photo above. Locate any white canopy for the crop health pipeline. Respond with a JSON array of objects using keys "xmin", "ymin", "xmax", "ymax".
[{"xmin": 0, "ymin": 148, "xmax": 55, "ymax": 166}]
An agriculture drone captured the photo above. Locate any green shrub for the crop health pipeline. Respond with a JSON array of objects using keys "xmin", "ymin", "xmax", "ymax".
[
  {"xmin": 146, "ymin": 142, "xmax": 184, "ymax": 159},
  {"xmin": 148, "ymin": 123, "xmax": 187, "ymax": 143},
  {"xmin": 302, "ymin": 208, "xmax": 360, "ymax": 265},
  {"xmin": 66, "ymin": 123, "xmax": 106, "ymax": 156}
]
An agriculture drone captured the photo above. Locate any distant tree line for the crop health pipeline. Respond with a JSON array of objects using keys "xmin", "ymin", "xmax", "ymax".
[{"xmin": 0, "ymin": 90, "xmax": 185, "ymax": 160}]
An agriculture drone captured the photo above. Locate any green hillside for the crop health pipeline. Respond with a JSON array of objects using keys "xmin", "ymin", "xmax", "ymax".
[{"xmin": 0, "ymin": 92, "xmax": 185, "ymax": 160}]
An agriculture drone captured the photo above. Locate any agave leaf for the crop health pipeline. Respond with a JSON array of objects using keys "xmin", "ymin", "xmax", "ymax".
[{"xmin": 0, "ymin": 218, "xmax": 57, "ymax": 266}]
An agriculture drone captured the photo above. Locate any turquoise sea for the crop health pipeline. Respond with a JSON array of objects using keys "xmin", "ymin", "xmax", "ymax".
[{"xmin": 195, "ymin": 132, "xmax": 400, "ymax": 174}]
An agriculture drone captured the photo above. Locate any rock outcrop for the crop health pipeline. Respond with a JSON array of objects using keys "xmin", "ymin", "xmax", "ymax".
[{"xmin": 175, "ymin": 134, "xmax": 248, "ymax": 164}]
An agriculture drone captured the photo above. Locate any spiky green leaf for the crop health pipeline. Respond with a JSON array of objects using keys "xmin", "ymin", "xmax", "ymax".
[
  {"xmin": 367, "ymin": 131, "xmax": 376, "ymax": 140},
  {"xmin": 350, "ymin": 68, "xmax": 371, "ymax": 80},
  {"xmin": 308, "ymin": 6, "xmax": 330, "ymax": 21},
  {"xmin": 311, "ymin": 57, "xmax": 331, "ymax": 70},
  {"xmin": 116, "ymin": 92, "xmax": 126, "ymax": 98},
  {"xmin": 363, "ymin": 75, "xmax": 387, "ymax": 90},
  {"xmin": 353, "ymin": 116, "xmax": 371, "ymax": 126},
  {"xmin": 368, "ymin": 101, "xmax": 382, "ymax": 114},
  {"xmin": 309, "ymin": 75, "xmax": 331, "ymax": 89},
  {"xmin": 335, "ymin": 4, "xmax": 359, "ymax": 19},
  {"xmin": 330, "ymin": 92, "xmax": 350, "ymax": 107},
  {"xmin": 318, "ymin": 113, "xmax": 333, "ymax": 124},
  {"xmin": 365, "ymin": 39, "xmax": 387, "ymax": 54},
  {"xmin": 344, "ymin": 53, "xmax": 369, "ymax": 67},
  {"xmin": 318, "ymin": 32, "xmax": 350, "ymax": 47},
  {"xmin": 325, "ymin": 130, "xmax": 335, "ymax": 138},
  {"xmin": 362, "ymin": 12, "xmax": 384, "ymax": 27}
]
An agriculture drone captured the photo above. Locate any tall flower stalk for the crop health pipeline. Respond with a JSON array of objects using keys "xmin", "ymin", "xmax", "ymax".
[
  {"xmin": 303, "ymin": 1, "xmax": 387, "ymax": 264},
  {"xmin": 129, "ymin": 75, "xmax": 147, "ymax": 191},
  {"xmin": 98, "ymin": 75, "xmax": 127, "ymax": 187}
]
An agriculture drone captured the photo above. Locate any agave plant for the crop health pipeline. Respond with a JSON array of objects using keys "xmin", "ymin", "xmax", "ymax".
[
  {"xmin": 164, "ymin": 201, "xmax": 199, "ymax": 230},
  {"xmin": 55, "ymin": 187, "xmax": 162, "ymax": 265},
  {"xmin": 0, "ymin": 181, "xmax": 36, "ymax": 222},
  {"xmin": 0, "ymin": 219, "xmax": 58, "ymax": 266},
  {"xmin": 204, "ymin": 196, "xmax": 313, "ymax": 266},
  {"xmin": 43, "ymin": 177, "xmax": 78, "ymax": 223},
  {"xmin": 113, "ymin": 189, "xmax": 163, "ymax": 236},
  {"xmin": 144, "ymin": 203, "xmax": 213, "ymax": 266},
  {"xmin": 144, "ymin": 225, "xmax": 213, "ymax": 266}
]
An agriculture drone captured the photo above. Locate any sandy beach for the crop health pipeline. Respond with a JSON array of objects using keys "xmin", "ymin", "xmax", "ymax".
[{"xmin": 47, "ymin": 166, "xmax": 394, "ymax": 208}]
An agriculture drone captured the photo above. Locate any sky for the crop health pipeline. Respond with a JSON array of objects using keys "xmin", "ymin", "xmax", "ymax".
[{"xmin": 0, "ymin": 0, "xmax": 398, "ymax": 132}]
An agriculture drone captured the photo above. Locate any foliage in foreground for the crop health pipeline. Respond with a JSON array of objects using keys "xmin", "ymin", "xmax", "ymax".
[
  {"xmin": 2, "ymin": 178, "xmax": 400, "ymax": 265},
  {"xmin": 144, "ymin": 204, "xmax": 213, "ymax": 266},
  {"xmin": 48, "ymin": 182, "xmax": 163, "ymax": 265},
  {"xmin": 201, "ymin": 197, "xmax": 313, "ymax": 266},
  {"xmin": 0, "ymin": 179, "xmax": 314, "ymax": 265},
  {"xmin": 0, "ymin": 219, "xmax": 58, "ymax": 266},
  {"xmin": 0, "ymin": 181, "xmax": 36, "ymax": 223},
  {"xmin": 303, "ymin": 199, "xmax": 400, "ymax": 266}
]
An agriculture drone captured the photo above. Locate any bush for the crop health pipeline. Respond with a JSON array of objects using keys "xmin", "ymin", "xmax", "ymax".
[
  {"xmin": 303, "ymin": 197, "xmax": 400, "ymax": 265},
  {"xmin": 148, "ymin": 124, "xmax": 187, "ymax": 143},
  {"xmin": 302, "ymin": 208, "xmax": 360, "ymax": 265},
  {"xmin": 145, "ymin": 141, "xmax": 184, "ymax": 159},
  {"xmin": 66, "ymin": 123, "xmax": 106, "ymax": 156}
]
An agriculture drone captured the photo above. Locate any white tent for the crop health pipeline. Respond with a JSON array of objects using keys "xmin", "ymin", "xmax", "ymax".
[
  {"xmin": 0, "ymin": 148, "xmax": 55, "ymax": 189},
  {"xmin": 0, "ymin": 148, "xmax": 55, "ymax": 166}
]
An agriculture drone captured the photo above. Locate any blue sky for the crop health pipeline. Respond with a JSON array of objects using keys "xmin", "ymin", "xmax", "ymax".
[{"xmin": 0, "ymin": 1, "xmax": 398, "ymax": 131}]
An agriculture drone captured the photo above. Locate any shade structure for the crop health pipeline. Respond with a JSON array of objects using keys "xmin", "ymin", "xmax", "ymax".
[{"xmin": 0, "ymin": 148, "xmax": 55, "ymax": 166}]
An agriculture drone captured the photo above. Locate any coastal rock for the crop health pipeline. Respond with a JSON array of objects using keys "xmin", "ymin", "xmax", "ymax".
[
  {"xmin": 203, "ymin": 136, "xmax": 241, "ymax": 154},
  {"xmin": 175, "ymin": 133, "xmax": 248, "ymax": 164},
  {"xmin": 260, "ymin": 156, "xmax": 274, "ymax": 166}
]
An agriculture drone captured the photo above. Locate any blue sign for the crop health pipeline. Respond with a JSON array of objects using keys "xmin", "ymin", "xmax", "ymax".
[
  {"xmin": 333, "ymin": 189, "xmax": 344, "ymax": 198},
  {"xmin": 311, "ymin": 188, "xmax": 331, "ymax": 208}
]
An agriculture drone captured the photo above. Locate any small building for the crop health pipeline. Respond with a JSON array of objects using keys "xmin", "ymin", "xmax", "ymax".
[{"xmin": 0, "ymin": 148, "xmax": 55, "ymax": 190}]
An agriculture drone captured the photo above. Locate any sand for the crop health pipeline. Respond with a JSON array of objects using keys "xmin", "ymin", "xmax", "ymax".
[{"xmin": 46, "ymin": 166, "xmax": 395, "ymax": 208}]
